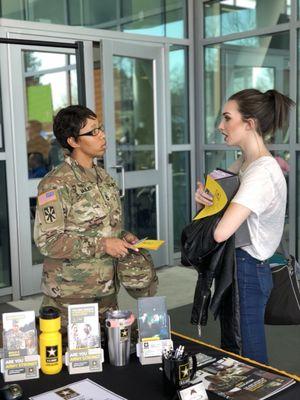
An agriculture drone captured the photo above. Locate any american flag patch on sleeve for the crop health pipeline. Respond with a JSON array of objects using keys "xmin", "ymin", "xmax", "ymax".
[{"xmin": 38, "ymin": 190, "xmax": 57, "ymax": 206}]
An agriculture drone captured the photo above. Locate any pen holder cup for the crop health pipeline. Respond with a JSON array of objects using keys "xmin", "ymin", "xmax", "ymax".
[{"xmin": 162, "ymin": 352, "xmax": 197, "ymax": 395}]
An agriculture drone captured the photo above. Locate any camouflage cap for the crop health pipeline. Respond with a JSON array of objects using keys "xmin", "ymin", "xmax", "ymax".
[{"xmin": 116, "ymin": 249, "xmax": 158, "ymax": 299}]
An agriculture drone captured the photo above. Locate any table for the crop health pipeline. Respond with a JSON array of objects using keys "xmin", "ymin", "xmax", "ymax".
[{"xmin": 0, "ymin": 332, "xmax": 299, "ymax": 399}]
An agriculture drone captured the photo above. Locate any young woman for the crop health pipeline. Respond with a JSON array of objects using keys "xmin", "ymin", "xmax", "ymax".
[{"xmin": 195, "ymin": 89, "xmax": 294, "ymax": 364}]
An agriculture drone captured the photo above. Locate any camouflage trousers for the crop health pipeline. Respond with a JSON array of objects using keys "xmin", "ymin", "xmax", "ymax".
[{"xmin": 41, "ymin": 294, "xmax": 118, "ymax": 349}]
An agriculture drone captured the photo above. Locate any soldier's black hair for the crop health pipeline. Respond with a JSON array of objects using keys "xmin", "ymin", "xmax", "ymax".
[{"xmin": 53, "ymin": 105, "xmax": 97, "ymax": 152}]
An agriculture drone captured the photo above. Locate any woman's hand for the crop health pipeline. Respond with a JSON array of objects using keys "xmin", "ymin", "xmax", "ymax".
[
  {"xmin": 102, "ymin": 237, "xmax": 139, "ymax": 258},
  {"xmin": 195, "ymin": 181, "xmax": 213, "ymax": 206}
]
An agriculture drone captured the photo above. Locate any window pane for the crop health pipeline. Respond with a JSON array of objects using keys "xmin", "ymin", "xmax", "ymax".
[
  {"xmin": 113, "ymin": 56, "xmax": 155, "ymax": 172},
  {"xmin": 298, "ymin": 29, "xmax": 300, "ymax": 143},
  {"xmin": 205, "ymin": 150, "xmax": 240, "ymax": 174},
  {"xmin": 122, "ymin": 15, "xmax": 164, "ymax": 37},
  {"xmin": 204, "ymin": 0, "xmax": 290, "ymax": 38},
  {"xmin": 27, "ymin": 0, "xmax": 66, "ymax": 24},
  {"xmin": 69, "ymin": 0, "xmax": 118, "ymax": 27},
  {"xmin": 0, "ymin": 0, "xmax": 187, "ymax": 39},
  {"xmin": 170, "ymin": 46, "xmax": 189, "ymax": 144},
  {"xmin": 0, "ymin": 162, "xmax": 11, "ymax": 288},
  {"xmin": 297, "ymin": 153, "xmax": 300, "ymax": 258},
  {"xmin": 24, "ymin": 52, "xmax": 66, "ymax": 74},
  {"xmin": 173, "ymin": 152, "xmax": 191, "ymax": 252},
  {"xmin": 1, "ymin": 0, "xmax": 25, "ymax": 20},
  {"xmin": 166, "ymin": 0, "xmax": 187, "ymax": 39},
  {"xmin": 123, "ymin": 187, "xmax": 157, "ymax": 239},
  {"xmin": 24, "ymin": 50, "xmax": 77, "ymax": 177},
  {"xmin": 205, "ymin": 32, "xmax": 290, "ymax": 144}
]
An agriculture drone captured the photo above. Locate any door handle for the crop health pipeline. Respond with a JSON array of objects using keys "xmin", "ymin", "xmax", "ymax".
[{"xmin": 110, "ymin": 165, "xmax": 125, "ymax": 198}]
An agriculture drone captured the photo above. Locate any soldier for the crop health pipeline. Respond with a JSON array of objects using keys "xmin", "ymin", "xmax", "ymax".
[
  {"xmin": 34, "ymin": 105, "xmax": 157, "ymax": 344},
  {"xmin": 4, "ymin": 320, "xmax": 26, "ymax": 356},
  {"xmin": 80, "ymin": 323, "xmax": 99, "ymax": 348}
]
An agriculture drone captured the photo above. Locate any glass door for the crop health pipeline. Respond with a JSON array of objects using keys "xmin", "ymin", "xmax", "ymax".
[
  {"xmin": 8, "ymin": 43, "xmax": 83, "ymax": 296},
  {"xmin": 101, "ymin": 40, "xmax": 168, "ymax": 266}
]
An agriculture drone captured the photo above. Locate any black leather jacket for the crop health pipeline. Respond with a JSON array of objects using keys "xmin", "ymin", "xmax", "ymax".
[{"xmin": 181, "ymin": 212, "xmax": 241, "ymax": 354}]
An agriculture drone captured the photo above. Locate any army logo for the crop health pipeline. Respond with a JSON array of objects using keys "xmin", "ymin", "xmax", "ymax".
[
  {"xmin": 43, "ymin": 206, "xmax": 57, "ymax": 223},
  {"xmin": 120, "ymin": 328, "xmax": 128, "ymax": 341},
  {"xmin": 179, "ymin": 363, "xmax": 189, "ymax": 382},
  {"xmin": 46, "ymin": 345, "xmax": 58, "ymax": 363},
  {"xmin": 55, "ymin": 388, "xmax": 78, "ymax": 399}
]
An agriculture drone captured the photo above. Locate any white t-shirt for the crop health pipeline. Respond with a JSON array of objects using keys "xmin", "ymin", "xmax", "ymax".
[{"xmin": 232, "ymin": 156, "xmax": 287, "ymax": 260}]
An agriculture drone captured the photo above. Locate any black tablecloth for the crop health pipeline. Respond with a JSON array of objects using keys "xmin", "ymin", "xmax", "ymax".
[{"xmin": 0, "ymin": 332, "xmax": 299, "ymax": 399}]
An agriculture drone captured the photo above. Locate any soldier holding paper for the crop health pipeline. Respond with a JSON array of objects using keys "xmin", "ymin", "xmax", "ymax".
[{"xmin": 34, "ymin": 105, "xmax": 158, "ymax": 342}]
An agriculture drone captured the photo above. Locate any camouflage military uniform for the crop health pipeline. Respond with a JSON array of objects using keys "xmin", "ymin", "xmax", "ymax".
[{"xmin": 34, "ymin": 156, "xmax": 123, "ymax": 332}]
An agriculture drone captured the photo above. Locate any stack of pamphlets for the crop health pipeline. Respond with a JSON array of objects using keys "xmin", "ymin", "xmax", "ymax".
[
  {"xmin": 194, "ymin": 357, "xmax": 295, "ymax": 399},
  {"xmin": 68, "ymin": 303, "xmax": 100, "ymax": 350},
  {"xmin": 2, "ymin": 310, "xmax": 38, "ymax": 358},
  {"xmin": 1, "ymin": 311, "xmax": 40, "ymax": 381},
  {"xmin": 137, "ymin": 296, "xmax": 170, "ymax": 342}
]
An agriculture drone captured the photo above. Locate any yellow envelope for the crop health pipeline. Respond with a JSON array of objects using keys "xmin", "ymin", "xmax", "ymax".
[
  {"xmin": 194, "ymin": 175, "xmax": 228, "ymax": 220},
  {"xmin": 134, "ymin": 240, "xmax": 165, "ymax": 251}
]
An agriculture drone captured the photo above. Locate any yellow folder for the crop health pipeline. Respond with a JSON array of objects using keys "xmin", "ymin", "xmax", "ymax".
[
  {"xmin": 133, "ymin": 240, "xmax": 165, "ymax": 251},
  {"xmin": 193, "ymin": 175, "xmax": 228, "ymax": 220}
]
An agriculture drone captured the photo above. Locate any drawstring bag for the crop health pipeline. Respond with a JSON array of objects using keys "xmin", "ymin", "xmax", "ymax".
[{"xmin": 265, "ymin": 255, "xmax": 300, "ymax": 325}]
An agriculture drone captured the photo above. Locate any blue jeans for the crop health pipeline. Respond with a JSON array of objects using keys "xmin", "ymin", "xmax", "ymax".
[{"xmin": 236, "ymin": 248, "xmax": 273, "ymax": 364}]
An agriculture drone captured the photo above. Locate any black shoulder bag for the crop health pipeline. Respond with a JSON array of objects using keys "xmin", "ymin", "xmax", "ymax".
[{"xmin": 265, "ymin": 255, "xmax": 300, "ymax": 325}]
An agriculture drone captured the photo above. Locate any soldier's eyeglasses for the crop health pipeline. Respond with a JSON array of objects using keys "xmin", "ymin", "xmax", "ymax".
[{"xmin": 79, "ymin": 124, "xmax": 105, "ymax": 137}]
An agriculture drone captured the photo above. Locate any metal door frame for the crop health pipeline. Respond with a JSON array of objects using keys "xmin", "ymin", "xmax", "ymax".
[{"xmin": 102, "ymin": 39, "xmax": 169, "ymax": 266}]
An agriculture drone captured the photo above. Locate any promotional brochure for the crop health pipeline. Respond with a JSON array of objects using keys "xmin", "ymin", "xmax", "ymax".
[
  {"xmin": 29, "ymin": 378, "xmax": 127, "ymax": 400},
  {"xmin": 2, "ymin": 310, "xmax": 37, "ymax": 358},
  {"xmin": 68, "ymin": 303, "xmax": 100, "ymax": 350},
  {"xmin": 137, "ymin": 296, "xmax": 170, "ymax": 342},
  {"xmin": 193, "ymin": 357, "xmax": 295, "ymax": 400}
]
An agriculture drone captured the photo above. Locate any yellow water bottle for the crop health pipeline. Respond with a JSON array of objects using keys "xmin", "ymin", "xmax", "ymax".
[{"xmin": 39, "ymin": 306, "xmax": 62, "ymax": 374}]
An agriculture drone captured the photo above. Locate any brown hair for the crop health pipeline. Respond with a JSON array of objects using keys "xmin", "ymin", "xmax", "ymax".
[{"xmin": 229, "ymin": 89, "xmax": 295, "ymax": 138}]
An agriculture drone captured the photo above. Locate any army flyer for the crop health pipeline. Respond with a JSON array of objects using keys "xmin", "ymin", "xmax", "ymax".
[
  {"xmin": 29, "ymin": 378, "xmax": 127, "ymax": 399},
  {"xmin": 68, "ymin": 303, "xmax": 100, "ymax": 350},
  {"xmin": 2, "ymin": 310, "xmax": 37, "ymax": 358}
]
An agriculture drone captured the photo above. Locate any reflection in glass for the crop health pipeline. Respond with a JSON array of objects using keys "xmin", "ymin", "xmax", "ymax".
[
  {"xmin": 205, "ymin": 150, "xmax": 241, "ymax": 174},
  {"xmin": 204, "ymin": 0, "xmax": 290, "ymax": 38},
  {"xmin": 121, "ymin": 0, "xmax": 186, "ymax": 38},
  {"xmin": 0, "ymin": 162, "xmax": 11, "ymax": 288},
  {"xmin": 30, "ymin": 198, "xmax": 44, "ymax": 266},
  {"xmin": 92, "ymin": 42, "xmax": 104, "ymax": 124},
  {"xmin": 166, "ymin": 0, "xmax": 187, "ymax": 38},
  {"xmin": 205, "ymin": 32, "xmax": 290, "ymax": 144},
  {"xmin": 173, "ymin": 152, "xmax": 191, "ymax": 252},
  {"xmin": 123, "ymin": 187, "xmax": 157, "ymax": 239},
  {"xmin": 0, "ymin": 0, "xmax": 187, "ymax": 38},
  {"xmin": 24, "ymin": 51, "xmax": 77, "ymax": 178},
  {"xmin": 113, "ymin": 56, "xmax": 155, "ymax": 171},
  {"xmin": 170, "ymin": 46, "xmax": 189, "ymax": 144}
]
